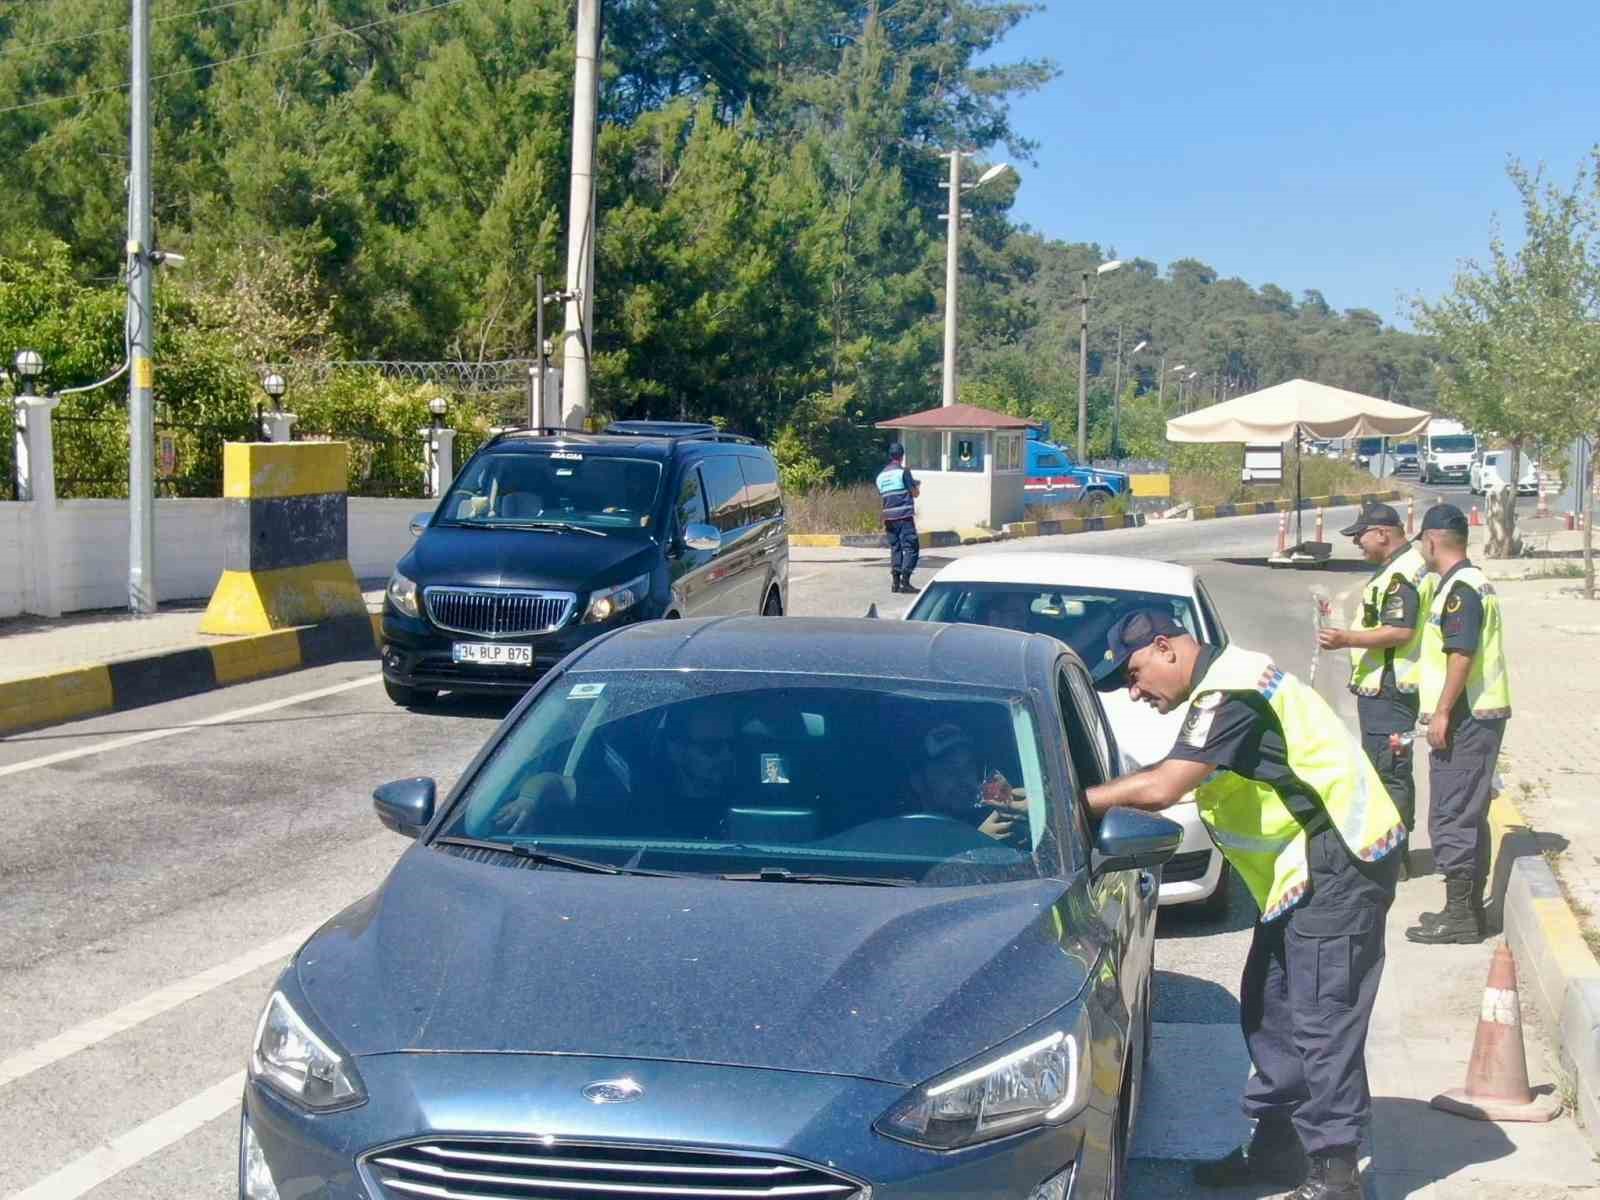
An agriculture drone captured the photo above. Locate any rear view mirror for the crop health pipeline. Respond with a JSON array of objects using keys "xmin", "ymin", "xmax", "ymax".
[
  {"xmin": 374, "ymin": 777, "xmax": 436, "ymax": 838},
  {"xmin": 683, "ymin": 523, "xmax": 721, "ymax": 552},
  {"xmin": 1092, "ymin": 807, "xmax": 1182, "ymax": 875},
  {"xmin": 409, "ymin": 512, "xmax": 432, "ymax": 537}
]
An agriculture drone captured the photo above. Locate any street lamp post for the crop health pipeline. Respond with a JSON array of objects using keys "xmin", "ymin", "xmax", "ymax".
[
  {"xmin": 1076, "ymin": 260, "xmax": 1123, "ymax": 461},
  {"xmin": 1111, "ymin": 336, "xmax": 1148, "ymax": 461},
  {"xmin": 1161, "ymin": 362, "xmax": 1185, "ymax": 411},
  {"xmin": 12, "ymin": 349, "xmax": 43, "ymax": 500},
  {"xmin": 259, "ymin": 372, "xmax": 294, "ymax": 442},
  {"xmin": 941, "ymin": 156, "xmax": 1011, "ymax": 407}
]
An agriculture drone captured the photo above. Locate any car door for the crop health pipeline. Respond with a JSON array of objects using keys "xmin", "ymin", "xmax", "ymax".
[
  {"xmin": 697, "ymin": 454, "xmax": 756, "ymax": 616},
  {"xmin": 737, "ymin": 454, "xmax": 787, "ymax": 613},
  {"xmin": 666, "ymin": 463, "xmax": 719, "ymax": 617}
]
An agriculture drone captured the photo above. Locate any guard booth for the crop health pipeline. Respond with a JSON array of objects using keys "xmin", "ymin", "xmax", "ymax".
[{"xmin": 875, "ymin": 403, "xmax": 1031, "ymax": 530}]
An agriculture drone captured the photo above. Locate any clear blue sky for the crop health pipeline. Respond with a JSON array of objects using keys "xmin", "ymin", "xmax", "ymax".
[{"xmin": 989, "ymin": 0, "xmax": 1599, "ymax": 329}]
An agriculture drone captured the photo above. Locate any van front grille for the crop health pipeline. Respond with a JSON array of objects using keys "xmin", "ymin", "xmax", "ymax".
[
  {"xmin": 363, "ymin": 1138, "xmax": 867, "ymax": 1200},
  {"xmin": 424, "ymin": 587, "xmax": 575, "ymax": 637}
]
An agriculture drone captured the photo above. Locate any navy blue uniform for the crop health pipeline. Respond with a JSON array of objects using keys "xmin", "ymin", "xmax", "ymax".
[
  {"xmin": 1169, "ymin": 646, "xmax": 1397, "ymax": 1157},
  {"xmin": 1356, "ymin": 558, "xmax": 1422, "ymax": 835},
  {"xmin": 876, "ymin": 463, "xmax": 919, "ymax": 576}
]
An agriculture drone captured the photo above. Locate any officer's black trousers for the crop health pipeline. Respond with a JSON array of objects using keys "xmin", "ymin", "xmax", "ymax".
[
  {"xmin": 886, "ymin": 520, "xmax": 920, "ymax": 575},
  {"xmin": 1428, "ymin": 715, "xmax": 1506, "ymax": 884},
  {"xmin": 1359, "ymin": 729, "xmax": 1416, "ymax": 834},
  {"xmin": 1240, "ymin": 829, "xmax": 1397, "ymax": 1155}
]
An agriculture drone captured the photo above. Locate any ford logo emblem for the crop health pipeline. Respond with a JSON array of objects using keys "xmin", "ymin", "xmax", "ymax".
[{"xmin": 582, "ymin": 1078, "xmax": 645, "ymax": 1105}]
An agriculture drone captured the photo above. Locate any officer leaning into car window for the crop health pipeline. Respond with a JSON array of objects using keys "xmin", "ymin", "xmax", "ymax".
[
  {"xmin": 1085, "ymin": 610, "xmax": 1405, "ymax": 1200},
  {"xmin": 1315, "ymin": 502, "xmax": 1435, "ymax": 878},
  {"xmin": 876, "ymin": 442, "xmax": 921, "ymax": 594},
  {"xmin": 1405, "ymin": 502, "xmax": 1512, "ymax": 946}
]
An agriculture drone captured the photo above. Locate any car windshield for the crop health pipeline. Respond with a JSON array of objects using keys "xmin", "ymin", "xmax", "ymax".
[
  {"xmin": 1432, "ymin": 436, "xmax": 1476, "ymax": 453},
  {"xmin": 1357, "ymin": 438, "xmax": 1383, "ymax": 454},
  {"xmin": 907, "ymin": 581, "xmax": 1204, "ymax": 683},
  {"xmin": 1396, "ymin": 443, "xmax": 1418, "ymax": 454},
  {"xmin": 437, "ymin": 671, "xmax": 1062, "ymax": 886},
  {"xmin": 438, "ymin": 450, "xmax": 663, "ymax": 532}
]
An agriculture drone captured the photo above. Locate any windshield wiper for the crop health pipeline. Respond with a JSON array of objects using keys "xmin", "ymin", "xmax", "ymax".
[
  {"xmin": 720, "ymin": 867, "xmax": 912, "ymax": 887},
  {"xmin": 516, "ymin": 520, "xmax": 609, "ymax": 537},
  {"xmin": 434, "ymin": 836, "xmax": 670, "ymax": 876}
]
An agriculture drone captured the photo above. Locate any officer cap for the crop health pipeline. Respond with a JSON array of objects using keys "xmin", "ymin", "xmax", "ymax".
[
  {"xmin": 921, "ymin": 723, "xmax": 973, "ymax": 761},
  {"xmin": 1419, "ymin": 503, "xmax": 1469, "ymax": 538},
  {"xmin": 1095, "ymin": 608, "xmax": 1190, "ymax": 691},
  {"xmin": 1339, "ymin": 501, "xmax": 1404, "ymax": 538},
  {"xmin": 887, "ymin": 442, "xmax": 906, "ymax": 461}
]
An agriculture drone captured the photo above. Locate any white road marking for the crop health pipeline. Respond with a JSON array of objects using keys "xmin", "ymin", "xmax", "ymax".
[
  {"xmin": 0, "ymin": 926, "xmax": 315, "ymax": 1090},
  {"xmin": 1132, "ymin": 1022, "xmax": 1252, "ymax": 1160},
  {"xmin": 2, "ymin": 1070, "xmax": 244, "ymax": 1200},
  {"xmin": 0, "ymin": 674, "xmax": 381, "ymax": 779}
]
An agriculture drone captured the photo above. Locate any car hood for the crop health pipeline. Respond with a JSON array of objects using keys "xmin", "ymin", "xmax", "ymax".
[
  {"xmin": 1100, "ymin": 689, "xmax": 1186, "ymax": 770},
  {"xmin": 406, "ymin": 526, "xmax": 657, "ymax": 593},
  {"xmin": 295, "ymin": 847, "xmax": 1094, "ymax": 1086}
]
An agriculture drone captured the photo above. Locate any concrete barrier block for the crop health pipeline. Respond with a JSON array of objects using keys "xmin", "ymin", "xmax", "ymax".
[
  {"xmin": 1129, "ymin": 474, "xmax": 1171, "ymax": 498},
  {"xmin": 0, "ymin": 665, "xmax": 114, "ymax": 734}
]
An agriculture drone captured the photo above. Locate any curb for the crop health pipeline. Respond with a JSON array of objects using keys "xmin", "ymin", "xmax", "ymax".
[
  {"xmin": 789, "ymin": 513, "xmax": 1147, "ymax": 549},
  {"xmin": 1186, "ymin": 489, "xmax": 1406, "ymax": 522},
  {"xmin": 0, "ymin": 614, "xmax": 381, "ymax": 737},
  {"xmin": 1489, "ymin": 787, "xmax": 1600, "ymax": 1144}
]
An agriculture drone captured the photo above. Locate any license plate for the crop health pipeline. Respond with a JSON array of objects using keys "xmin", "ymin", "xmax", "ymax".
[{"xmin": 452, "ymin": 642, "xmax": 534, "ymax": 666}]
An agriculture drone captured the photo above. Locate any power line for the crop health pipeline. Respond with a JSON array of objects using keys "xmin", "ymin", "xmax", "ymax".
[
  {"xmin": 0, "ymin": 0, "xmax": 467, "ymax": 116},
  {"xmin": 0, "ymin": 0, "xmax": 265, "ymax": 62}
]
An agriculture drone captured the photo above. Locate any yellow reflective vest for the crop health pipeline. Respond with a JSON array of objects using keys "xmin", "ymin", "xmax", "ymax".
[
  {"xmin": 1190, "ymin": 645, "xmax": 1406, "ymax": 922},
  {"xmin": 1348, "ymin": 545, "xmax": 1434, "ymax": 696},
  {"xmin": 1419, "ymin": 565, "xmax": 1512, "ymax": 721}
]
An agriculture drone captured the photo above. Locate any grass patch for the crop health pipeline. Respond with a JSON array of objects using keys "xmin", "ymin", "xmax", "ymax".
[
  {"xmin": 1025, "ymin": 493, "xmax": 1131, "ymax": 522},
  {"xmin": 1173, "ymin": 457, "xmax": 1389, "ymax": 508},
  {"xmin": 785, "ymin": 484, "xmax": 883, "ymax": 535},
  {"xmin": 1529, "ymin": 560, "xmax": 1588, "ymax": 579}
]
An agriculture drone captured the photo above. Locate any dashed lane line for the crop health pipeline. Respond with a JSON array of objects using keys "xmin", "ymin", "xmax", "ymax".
[
  {"xmin": 2, "ymin": 1070, "xmax": 243, "ymax": 1200},
  {"xmin": 0, "ymin": 925, "xmax": 316, "ymax": 1090},
  {"xmin": 0, "ymin": 674, "xmax": 382, "ymax": 779}
]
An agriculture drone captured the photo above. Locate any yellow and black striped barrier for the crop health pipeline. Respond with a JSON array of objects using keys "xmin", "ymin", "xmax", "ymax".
[{"xmin": 200, "ymin": 442, "xmax": 369, "ymax": 635}]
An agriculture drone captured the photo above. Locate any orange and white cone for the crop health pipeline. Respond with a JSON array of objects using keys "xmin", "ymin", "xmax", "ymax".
[
  {"xmin": 1431, "ymin": 942, "xmax": 1562, "ymax": 1123},
  {"xmin": 1314, "ymin": 508, "xmax": 1325, "ymax": 543},
  {"xmin": 1406, "ymin": 498, "xmax": 1416, "ymax": 536},
  {"xmin": 1537, "ymin": 486, "xmax": 1549, "ymax": 519},
  {"xmin": 1470, "ymin": 505, "xmax": 1483, "ymax": 527},
  {"xmin": 1275, "ymin": 512, "xmax": 1288, "ymax": 556}
]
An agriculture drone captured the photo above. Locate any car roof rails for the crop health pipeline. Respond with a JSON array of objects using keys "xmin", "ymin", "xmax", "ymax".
[
  {"xmin": 485, "ymin": 425, "xmax": 592, "ymax": 446},
  {"xmin": 602, "ymin": 421, "xmax": 756, "ymax": 445}
]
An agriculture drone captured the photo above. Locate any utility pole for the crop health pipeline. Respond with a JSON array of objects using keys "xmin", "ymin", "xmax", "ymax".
[
  {"xmin": 1076, "ymin": 271, "xmax": 1090, "ymax": 461},
  {"xmin": 532, "ymin": 271, "xmax": 544, "ymax": 428},
  {"xmin": 560, "ymin": 0, "xmax": 600, "ymax": 430},
  {"xmin": 940, "ymin": 148, "xmax": 965, "ymax": 407},
  {"xmin": 127, "ymin": 0, "xmax": 156, "ymax": 614}
]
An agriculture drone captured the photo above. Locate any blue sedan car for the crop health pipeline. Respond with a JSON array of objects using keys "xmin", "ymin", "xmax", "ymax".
[{"xmin": 240, "ymin": 618, "xmax": 1178, "ymax": 1200}]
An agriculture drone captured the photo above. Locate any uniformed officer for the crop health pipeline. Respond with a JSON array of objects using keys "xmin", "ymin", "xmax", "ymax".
[
  {"xmin": 876, "ymin": 442, "xmax": 921, "ymax": 594},
  {"xmin": 1087, "ymin": 610, "xmax": 1405, "ymax": 1200},
  {"xmin": 1316, "ymin": 502, "xmax": 1434, "ymax": 877},
  {"xmin": 1406, "ymin": 503, "xmax": 1512, "ymax": 945}
]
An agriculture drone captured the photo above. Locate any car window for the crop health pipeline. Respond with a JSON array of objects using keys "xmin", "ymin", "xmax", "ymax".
[
  {"xmin": 674, "ymin": 466, "xmax": 708, "ymax": 532},
  {"xmin": 1059, "ymin": 666, "xmax": 1114, "ymax": 786},
  {"xmin": 1194, "ymin": 580, "xmax": 1229, "ymax": 647},
  {"xmin": 441, "ymin": 450, "xmax": 662, "ymax": 532},
  {"xmin": 699, "ymin": 456, "xmax": 747, "ymax": 534},
  {"xmin": 738, "ymin": 455, "xmax": 782, "ymax": 523},
  {"xmin": 1034, "ymin": 453, "xmax": 1066, "ymax": 470},
  {"xmin": 440, "ymin": 671, "xmax": 1062, "ymax": 885},
  {"xmin": 908, "ymin": 581, "xmax": 1204, "ymax": 683}
]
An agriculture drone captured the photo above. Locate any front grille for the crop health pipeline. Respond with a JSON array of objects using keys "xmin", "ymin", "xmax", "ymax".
[
  {"xmin": 424, "ymin": 587, "xmax": 575, "ymax": 638},
  {"xmin": 1163, "ymin": 850, "xmax": 1213, "ymax": 883},
  {"xmin": 364, "ymin": 1138, "xmax": 866, "ymax": 1200}
]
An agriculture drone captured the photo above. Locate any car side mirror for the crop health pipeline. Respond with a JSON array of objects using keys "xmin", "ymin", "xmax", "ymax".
[
  {"xmin": 374, "ymin": 777, "xmax": 436, "ymax": 838},
  {"xmin": 683, "ymin": 523, "xmax": 721, "ymax": 553},
  {"xmin": 1092, "ymin": 807, "xmax": 1182, "ymax": 875},
  {"xmin": 409, "ymin": 512, "xmax": 432, "ymax": 537}
]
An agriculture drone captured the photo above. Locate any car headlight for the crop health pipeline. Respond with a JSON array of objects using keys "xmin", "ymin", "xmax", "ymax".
[
  {"xmin": 249, "ymin": 990, "xmax": 366, "ymax": 1111},
  {"xmin": 584, "ymin": 573, "xmax": 650, "ymax": 624},
  {"xmin": 386, "ymin": 571, "xmax": 420, "ymax": 618},
  {"xmin": 875, "ymin": 1007, "xmax": 1091, "ymax": 1149}
]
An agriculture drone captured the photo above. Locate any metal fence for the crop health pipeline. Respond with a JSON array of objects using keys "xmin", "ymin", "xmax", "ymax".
[{"xmin": 52, "ymin": 408, "xmax": 258, "ymax": 499}]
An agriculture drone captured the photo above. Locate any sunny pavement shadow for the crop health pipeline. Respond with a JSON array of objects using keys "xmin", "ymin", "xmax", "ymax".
[{"xmin": 1364, "ymin": 1095, "xmax": 1520, "ymax": 1200}]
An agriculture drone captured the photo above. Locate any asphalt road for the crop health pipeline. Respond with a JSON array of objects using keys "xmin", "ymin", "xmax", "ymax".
[{"xmin": 0, "ymin": 500, "xmax": 1507, "ymax": 1198}]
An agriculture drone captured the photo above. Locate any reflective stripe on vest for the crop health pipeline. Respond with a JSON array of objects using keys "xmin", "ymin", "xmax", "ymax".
[
  {"xmin": 876, "ymin": 465, "xmax": 914, "ymax": 522},
  {"xmin": 1418, "ymin": 565, "xmax": 1512, "ymax": 721},
  {"xmin": 1192, "ymin": 646, "xmax": 1406, "ymax": 922},
  {"xmin": 1348, "ymin": 544, "xmax": 1435, "ymax": 696}
]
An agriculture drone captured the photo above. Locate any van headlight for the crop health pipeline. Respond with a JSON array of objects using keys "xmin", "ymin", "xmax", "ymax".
[
  {"xmin": 386, "ymin": 571, "xmax": 420, "ymax": 618},
  {"xmin": 250, "ymin": 990, "xmax": 366, "ymax": 1111},
  {"xmin": 875, "ymin": 1007, "xmax": 1091, "ymax": 1149},
  {"xmin": 584, "ymin": 573, "xmax": 650, "ymax": 623}
]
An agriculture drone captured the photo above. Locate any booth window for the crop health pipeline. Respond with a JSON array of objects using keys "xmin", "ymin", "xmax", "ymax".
[
  {"xmin": 903, "ymin": 430, "xmax": 942, "ymax": 471},
  {"xmin": 995, "ymin": 433, "xmax": 1023, "ymax": 472},
  {"xmin": 949, "ymin": 432, "xmax": 986, "ymax": 473}
]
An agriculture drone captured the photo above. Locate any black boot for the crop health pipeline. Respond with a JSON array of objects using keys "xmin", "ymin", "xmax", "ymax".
[
  {"xmin": 896, "ymin": 574, "xmax": 916, "ymax": 594},
  {"xmin": 1288, "ymin": 1149, "xmax": 1361, "ymax": 1200},
  {"xmin": 890, "ymin": 571, "xmax": 902, "ymax": 593},
  {"xmin": 1193, "ymin": 1117, "xmax": 1306, "ymax": 1189},
  {"xmin": 1406, "ymin": 876, "xmax": 1483, "ymax": 944}
]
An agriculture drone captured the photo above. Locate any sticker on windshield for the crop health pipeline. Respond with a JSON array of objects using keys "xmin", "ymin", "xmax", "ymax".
[
  {"xmin": 568, "ymin": 682, "xmax": 606, "ymax": 700},
  {"xmin": 760, "ymin": 754, "xmax": 789, "ymax": 785},
  {"xmin": 550, "ymin": 451, "xmax": 584, "ymax": 461}
]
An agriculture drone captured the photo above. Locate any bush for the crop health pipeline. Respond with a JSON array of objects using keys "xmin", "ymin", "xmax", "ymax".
[
  {"xmin": 785, "ymin": 484, "xmax": 882, "ymax": 534},
  {"xmin": 1024, "ymin": 492, "xmax": 1130, "ymax": 522},
  {"xmin": 1172, "ymin": 449, "xmax": 1383, "ymax": 507}
]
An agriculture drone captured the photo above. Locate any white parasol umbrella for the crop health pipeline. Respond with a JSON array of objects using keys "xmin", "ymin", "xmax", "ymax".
[{"xmin": 1166, "ymin": 379, "xmax": 1432, "ymax": 562}]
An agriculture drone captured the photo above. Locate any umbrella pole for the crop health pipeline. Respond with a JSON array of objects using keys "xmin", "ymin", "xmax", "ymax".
[{"xmin": 1295, "ymin": 430, "xmax": 1304, "ymax": 546}]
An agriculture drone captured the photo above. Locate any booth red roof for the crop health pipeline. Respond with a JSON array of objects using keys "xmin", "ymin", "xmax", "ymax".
[{"xmin": 875, "ymin": 403, "xmax": 1033, "ymax": 430}]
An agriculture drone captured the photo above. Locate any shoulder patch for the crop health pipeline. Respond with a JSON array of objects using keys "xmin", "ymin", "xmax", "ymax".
[
  {"xmin": 1385, "ymin": 575, "xmax": 1402, "ymax": 594},
  {"xmin": 1446, "ymin": 593, "xmax": 1463, "ymax": 613},
  {"xmin": 1194, "ymin": 691, "xmax": 1224, "ymax": 710},
  {"xmin": 1182, "ymin": 703, "xmax": 1217, "ymax": 748}
]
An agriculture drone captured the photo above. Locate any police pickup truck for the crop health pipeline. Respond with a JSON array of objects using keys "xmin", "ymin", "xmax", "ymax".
[{"xmin": 1024, "ymin": 425, "xmax": 1130, "ymax": 508}]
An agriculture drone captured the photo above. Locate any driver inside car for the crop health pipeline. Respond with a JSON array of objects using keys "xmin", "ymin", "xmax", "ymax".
[{"xmin": 906, "ymin": 724, "xmax": 1028, "ymax": 842}]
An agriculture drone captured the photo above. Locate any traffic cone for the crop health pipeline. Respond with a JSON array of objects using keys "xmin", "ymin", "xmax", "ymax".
[
  {"xmin": 1314, "ymin": 508, "xmax": 1324, "ymax": 543},
  {"xmin": 1470, "ymin": 505, "xmax": 1482, "ymax": 527},
  {"xmin": 1430, "ymin": 942, "xmax": 1562, "ymax": 1123},
  {"xmin": 1537, "ymin": 486, "xmax": 1549, "ymax": 519},
  {"xmin": 1275, "ymin": 512, "xmax": 1288, "ymax": 555},
  {"xmin": 1567, "ymin": 512, "xmax": 1577, "ymax": 531},
  {"xmin": 1406, "ymin": 498, "xmax": 1416, "ymax": 536}
]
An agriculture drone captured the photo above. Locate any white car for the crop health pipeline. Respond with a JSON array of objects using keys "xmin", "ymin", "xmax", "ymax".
[
  {"xmin": 903, "ymin": 552, "xmax": 1231, "ymax": 912},
  {"xmin": 1469, "ymin": 449, "xmax": 1537, "ymax": 496}
]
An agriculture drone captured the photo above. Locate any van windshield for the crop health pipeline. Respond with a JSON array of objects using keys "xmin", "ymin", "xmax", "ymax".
[
  {"xmin": 1431, "ymin": 436, "xmax": 1476, "ymax": 453},
  {"xmin": 439, "ymin": 450, "xmax": 663, "ymax": 532}
]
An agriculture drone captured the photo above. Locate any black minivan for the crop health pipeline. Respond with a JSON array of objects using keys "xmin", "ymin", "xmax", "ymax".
[{"xmin": 379, "ymin": 421, "xmax": 788, "ymax": 705}]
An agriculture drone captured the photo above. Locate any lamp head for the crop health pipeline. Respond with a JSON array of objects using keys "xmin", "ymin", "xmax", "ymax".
[
  {"xmin": 428, "ymin": 397, "xmax": 448, "ymax": 417},
  {"xmin": 261, "ymin": 372, "xmax": 287, "ymax": 399},
  {"xmin": 13, "ymin": 349, "xmax": 44, "ymax": 380},
  {"xmin": 1131, "ymin": 340, "xmax": 1149, "ymax": 354},
  {"xmin": 974, "ymin": 162, "xmax": 1011, "ymax": 188},
  {"xmin": 1096, "ymin": 260, "xmax": 1124, "ymax": 276}
]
